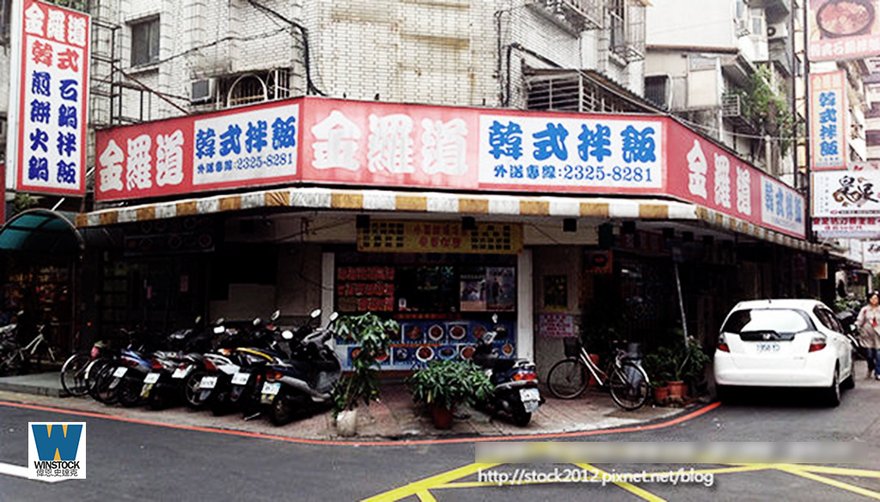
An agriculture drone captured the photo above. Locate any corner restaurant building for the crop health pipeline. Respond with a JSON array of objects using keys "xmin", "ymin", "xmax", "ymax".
[{"xmin": 72, "ymin": 96, "xmax": 826, "ymax": 376}]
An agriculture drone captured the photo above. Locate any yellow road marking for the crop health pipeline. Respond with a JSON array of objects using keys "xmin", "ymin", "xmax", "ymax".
[
  {"xmin": 576, "ymin": 463, "xmax": 666, "ymax": 502},
  {"xmin": 416, "ymin": 490, "xmax": 437, "ymax": 502},
  {"xmin": 778, "ymin": 466, "xmax": 880, "ymax": 500},
  {"xmin": 794, "ymin": 465, "xmax": 880, "ymax": 479},
  {"xmin": 362, "ymin": 462, "xmax": 499, "ymax": 502}
]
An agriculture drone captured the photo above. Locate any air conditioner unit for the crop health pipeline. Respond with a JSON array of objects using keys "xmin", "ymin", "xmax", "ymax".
[
  {"xmin": 190, "ymin": 78, "xmax": 217, "ymax": 104},
  {"xmin": 767, "ymin": 22, "xmax": 789, "ymax": 40}
]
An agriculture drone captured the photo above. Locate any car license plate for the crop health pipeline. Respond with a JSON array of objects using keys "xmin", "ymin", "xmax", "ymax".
[
  {"xmin": 144, "ymin": 372, "xmax": 161, "ymax": 384},
  {"xmin": 231, "ymin": 372, "xmax": 250, "ymax": 385},
  {"xmin": 199, "ymin": 376, "xmax": 218, "ymax": 390},
  {"xmin": 172, "ymin": 366, "xmax": 192, "ymax": 379},
  {"xmin": 112, "ymin": 366, "xmax": 128, "ymax": 378},
  {"xmin": 261, "ymin": 382, "xmax": 281, "ymax": 396},
  {"xmin": 520, "ymin": 388, "xmax": 540, "ymax": 402},
  {"xmin": 756, "ymin": 342, "xmax": 780, "ymax": 353}
]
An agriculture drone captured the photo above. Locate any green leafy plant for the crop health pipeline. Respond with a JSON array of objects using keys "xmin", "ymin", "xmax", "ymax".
[
  {"xmin": 644, "ymin": 338, "xmax": 710, "ymax": 384},
  {"xmin": 408, "ymin": 360, "xmax": 494, "ymax": 410},
  {"xmin": 331, "ymin": 313, "xmax": 396, "ymax": 414},
  {"xmin": 740, "ymin": 65, "xmax": 797, "ymax": 153}
]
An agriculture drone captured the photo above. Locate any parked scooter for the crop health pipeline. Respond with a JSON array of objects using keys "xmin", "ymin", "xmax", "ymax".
[
  {"xmin": 260, "ymin": 312, "xmax": 341, "ymax": 425},
  {"xmin": 472, "ymin": 315, "xmax": 543, "ymax": 426}
]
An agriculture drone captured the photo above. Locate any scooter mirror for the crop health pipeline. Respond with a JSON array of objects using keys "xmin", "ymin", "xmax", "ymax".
[
  {"xmin": 271, "ymin": 310, "xmax": 281, "ymax": 322},
  {"xmin": 329, "ymin": 312, "xmax": 339, "ymax": 322},
  {"xmin": 310, "ymin": 308, "xmax": 322, "ymax": 319},
  {"xmin": 281, "ymin": 330, "xmax": 294, "ymax": 340}
]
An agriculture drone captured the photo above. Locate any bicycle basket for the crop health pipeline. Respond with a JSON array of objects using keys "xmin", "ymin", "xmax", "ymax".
[{"xmin": 563, "ymin": 337, "xmax": 582, "ymax": 358}]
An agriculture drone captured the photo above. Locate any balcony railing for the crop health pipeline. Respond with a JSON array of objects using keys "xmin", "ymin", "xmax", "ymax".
[{"xmin": 529, "ymin": 0, "xmax": 604, "ymax": 32}]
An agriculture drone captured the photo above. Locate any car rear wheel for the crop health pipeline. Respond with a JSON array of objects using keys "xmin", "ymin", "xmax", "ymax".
[{"xmin": 824, "ymin": 366, "xmax": 841, "ymax": 407}]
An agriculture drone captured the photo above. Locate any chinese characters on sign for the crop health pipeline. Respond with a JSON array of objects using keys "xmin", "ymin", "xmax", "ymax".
[
  {"xmin": 682, "ymin": 138, "xmax": 752, "ymax": 217},
  {"xmin": 95, "ymin": 102, "xmax": 299, "ymax": 200},
  {"xmin": 812, "ymin": 170, "xmax": 880, "ymax": 216},
  {"xmin": 813, "ymin": 217, "xmax": 880, "ymax": 238},
  {"xmin": 761, "ymin": 175, "xmax": 806, "ymax": 236},
  {"xmin": 14, "ymin": 0, "xmax": 90, "ymax": 195},
  {"xmin": 356, "ymin": 220, "xmax": 523, "ymax": 254},
  {"xmin": 808, "ymin": 0, "xmax": 880, "ymax": 62},
  {"xmin": 810, "ymin": 71, "xmax": 847, "ymax": 170},
  {"xmin": 477, "ymin": 115, "xmax": 663, "ymax": 191}
]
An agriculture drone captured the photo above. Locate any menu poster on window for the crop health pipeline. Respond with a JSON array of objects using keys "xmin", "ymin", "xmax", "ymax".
[
  {"xmin": 459, "ymin": 270, "xmax": 487, "ymax": 312},
  {"xmin": 486, "ymin": 267, "xmax": 516, "ymax": 312}
]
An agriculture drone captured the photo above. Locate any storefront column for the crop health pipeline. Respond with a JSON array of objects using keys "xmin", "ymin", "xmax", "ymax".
[
  {"xmin": 322, "ymin": 251, "xmax": 335, "ymax": 327},
  {"xmin": 517, "ymin": 249, "xmax": 534, "ymax": 361}
]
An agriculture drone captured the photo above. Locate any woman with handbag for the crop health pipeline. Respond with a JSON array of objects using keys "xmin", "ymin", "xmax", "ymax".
[{"xmin": 856, "ymin": 291, "xmax": 880, "ymax": 380}]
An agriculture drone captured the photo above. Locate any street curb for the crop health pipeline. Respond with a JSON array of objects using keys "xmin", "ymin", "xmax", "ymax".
[
  {"xmin": 0, "ymin": 380, "xmax": 65, "ymax": 398},
  {"xmin": 0, "ymin": 397, "xmax": 721, "ymax": 447}
]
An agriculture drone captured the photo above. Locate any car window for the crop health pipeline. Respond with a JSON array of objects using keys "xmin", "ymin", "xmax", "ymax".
[
  {"xmin": 814, "ymin": 307, "xmax": 842, "ymax": 333},
  {"xmin": 721, "ymin": 308, "xmax": 813, "ymax": 334}
]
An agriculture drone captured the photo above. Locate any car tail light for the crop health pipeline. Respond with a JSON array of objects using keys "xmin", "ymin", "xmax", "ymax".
[
  {"xmin": 150, "ymin": 359, "xmax": 163, "ymax": 370},
  {"xmin": 809, "ymin": 335, "xmax": 827, "ymax": 352},
  {"xmin": 717, "ymin": 334, "xmax": 730, "ymax": 353},
  {"xmin": 203, "ymin": 359, "xmax": 217, "ymax": 372},
  {"xmin": 512, "ymin": 371, "xmax": 537, "ymax": 382}
]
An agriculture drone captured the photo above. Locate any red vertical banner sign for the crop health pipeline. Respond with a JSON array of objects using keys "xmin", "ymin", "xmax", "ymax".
[{"xmin": 12, "ymin": 0, "xmax": 90, "ymax": 196}]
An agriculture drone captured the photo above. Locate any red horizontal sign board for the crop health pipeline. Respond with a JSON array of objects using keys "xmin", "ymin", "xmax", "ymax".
[{"xmin": 95, "ymin": 97, "xmax": 805, "ymax": 239}]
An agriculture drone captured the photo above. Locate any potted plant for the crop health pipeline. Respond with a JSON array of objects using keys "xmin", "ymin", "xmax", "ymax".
[
  {"xmin": 331, "ymin": 312, "xmax": 396, "ymax": 436},
  {"xmin": 644, "ymin": 348, "xmax": 675, "ymax": 405},
  {"xmin": 408, "ymin": 360, "xmax": 493, "ymax": 429}
]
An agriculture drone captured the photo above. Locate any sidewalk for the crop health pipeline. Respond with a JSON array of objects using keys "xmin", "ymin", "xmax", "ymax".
[{"xmin": 0, "ymin": 376, "xmax": 690, "ymax": 440}]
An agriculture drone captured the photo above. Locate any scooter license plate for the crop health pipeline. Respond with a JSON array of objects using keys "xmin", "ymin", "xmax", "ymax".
[
  {"xmin": 140, "ymin": 383, "xmax": 153, "ymax": 398},
  {"xmin": 261, "ymin": 382, "xmax": 281, "ymax": 396},
  {"xmin": 231, "ymin": 372, "xmax": 250, "ymax": 385},
  {"xmin": 144, "ymin": 372, "xmax": 161, "ymax": 384},
  {"xmin": 199, "ymin": 376, "xmax": 218, "ymax": 390},
  {"xmin": 523, "ymin": 400, "xmax": 540, "ymax": 413},
  {"xmin": 172, "ymin": 366, "xmax": 192, "ymax": 379},
  {"xmin": 112, "ymin": 366, "xmax": 128, "ymax": 378},
  {"xmin": 520, "ymin": 388, "xmax": 540, "ymax": 403}
]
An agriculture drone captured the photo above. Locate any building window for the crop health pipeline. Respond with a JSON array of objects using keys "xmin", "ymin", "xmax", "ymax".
[
  {"xmin": 608, "ymin": 0, "xmax": 625, "ymax": 55},
  {"xmin": 0, "ymin": 0, "xmax": 12, "ymax": 47},
  {"xmin": 607, "ymin": 0, "xmax": 645, "ymax": 62},
  {"xmin": 130, "ymin": 17, "xmax": 160, "ymax": 67}
]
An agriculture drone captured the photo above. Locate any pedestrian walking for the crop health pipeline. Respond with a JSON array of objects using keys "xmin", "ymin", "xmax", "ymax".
[{"xmin": 857, "ymin": 291, "xmax": 880, "ymax": 379}]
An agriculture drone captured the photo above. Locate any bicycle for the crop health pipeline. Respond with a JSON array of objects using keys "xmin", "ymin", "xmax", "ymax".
[
  {"xmin": 0, "ymin": 325, "xmax": 59, "ymax": 375},
  {"xmin": 546, "ymin": 338, "xmax": 650, "ymax": 411}
]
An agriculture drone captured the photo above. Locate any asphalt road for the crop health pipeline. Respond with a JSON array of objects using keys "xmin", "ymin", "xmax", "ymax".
[{"xmin": 1, "ymin": 379, "xmax": 880, "ymax": 501}]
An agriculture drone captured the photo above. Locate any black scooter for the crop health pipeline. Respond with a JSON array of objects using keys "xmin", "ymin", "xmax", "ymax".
[
  {"xmin": 260, "ymin": 312, "xmax": 341, "ymax": 425},
  {"xmin": 472, "ymin": 315, "xmax": 543, "ymax": 426}
]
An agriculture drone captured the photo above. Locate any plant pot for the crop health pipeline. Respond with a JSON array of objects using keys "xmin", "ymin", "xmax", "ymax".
[
  {"xmin": 653, "ymin": 385, "xmax": 670, "ymax": 405},
  {"xmin": 430, "ymin": 403, "xmax": 454, "ymax": 430},
  {"xmin": 336, "ymin": 409, "xmax": 358, "ymax": 437},
  {"xmin": 667, "ymin": 381, "xmax": 687, "ymax": 402}
]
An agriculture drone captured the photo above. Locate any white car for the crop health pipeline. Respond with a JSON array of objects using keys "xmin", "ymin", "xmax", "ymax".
[{"xmin": 714, "ymin": 299, "xmax": 855, "ymax": 406}]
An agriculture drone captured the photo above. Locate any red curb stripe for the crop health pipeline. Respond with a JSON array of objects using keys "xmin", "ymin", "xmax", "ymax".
[{"xmin": 0, "ymin": 399, "xmax": 721, "ymax": 447}]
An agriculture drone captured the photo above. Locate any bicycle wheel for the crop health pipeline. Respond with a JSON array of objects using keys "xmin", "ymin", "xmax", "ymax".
[
  {"xmin": 547, "ymin": 358, "xmax": 589, "ymax": 399},
  {"xmin": 60, "ymin": 352, "xmax": 91, "ymax": 397},
  {"xmin": 608, "ymin": 362, "xmax": 649, "ymax": 411},
  {"xmin": 90, "ymin": 363, "xmax": 119, "ymax": 405}
]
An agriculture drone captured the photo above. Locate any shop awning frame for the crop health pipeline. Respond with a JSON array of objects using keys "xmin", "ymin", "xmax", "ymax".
[
  {"xmin": 0, "ymin": 208, "xmax": 85, "ymax": 255},
  {"xmin": 76, "ymin": 187, "xmax": 823, "ymax": 253}
]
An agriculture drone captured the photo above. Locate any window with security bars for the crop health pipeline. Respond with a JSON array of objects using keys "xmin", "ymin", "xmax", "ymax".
[
  {"xmin": 130, "ymin": 16, "xmax": 160, "ymax": 67},
  {"xmin": 0, "ymin": 0, "xmax": 11, "ymax": 47}
]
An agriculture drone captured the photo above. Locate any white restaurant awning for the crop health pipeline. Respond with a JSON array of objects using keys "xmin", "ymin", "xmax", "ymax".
[{"xmin": 76, "ymin": 186, "xmax": 823, "ymax": 253}]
